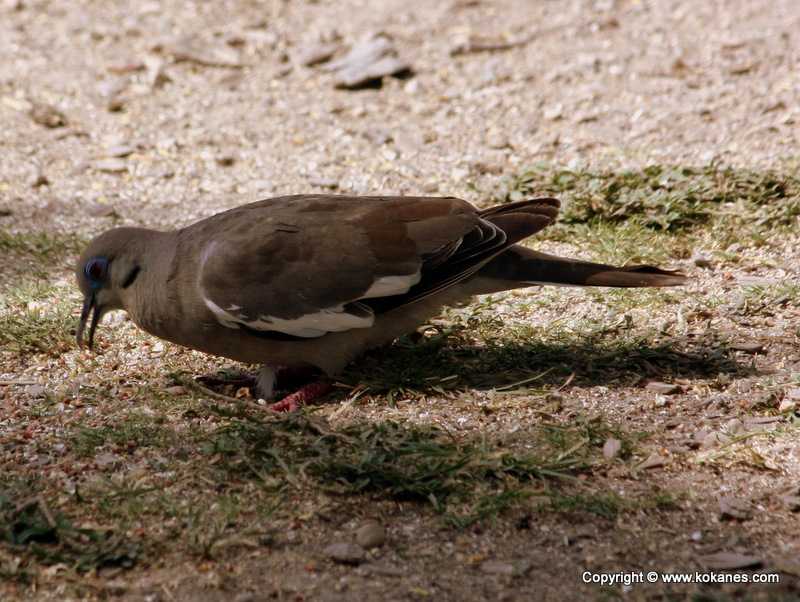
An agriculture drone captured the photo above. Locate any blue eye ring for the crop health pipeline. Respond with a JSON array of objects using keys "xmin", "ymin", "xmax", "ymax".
[{"xmin": 85, "ymin": 258, "xmax": 109, "ymax": 284}]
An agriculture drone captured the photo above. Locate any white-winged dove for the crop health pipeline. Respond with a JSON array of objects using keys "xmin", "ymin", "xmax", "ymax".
[{"xmin": 76, "ymin": 194, "xmax": 686, "ymax": 410}]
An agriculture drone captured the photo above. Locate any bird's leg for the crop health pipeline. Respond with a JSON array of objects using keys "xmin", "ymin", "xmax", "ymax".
[
  {"xmin": 195, "ymin": 366, "xmax": 333, "ymax": 411},
  {"xmin": 255, "ymin": 366, "xmax": 320, "ymax": 400},
  {"xmin": 264, "ymin": 378, "xmax": 336, "ymax": 412},
  {"xmin": 198, "ymin": 366, "xmax": 310, "ymax": 393},
  {"xmin": 274, "ymin": 366, "xmax": 316, "ymax": 387}
]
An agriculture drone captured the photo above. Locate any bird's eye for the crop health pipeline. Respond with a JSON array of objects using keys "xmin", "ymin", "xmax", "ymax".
[{"xmin": 85, "ymin": 258, "xmax": 109, "ymax": 283}]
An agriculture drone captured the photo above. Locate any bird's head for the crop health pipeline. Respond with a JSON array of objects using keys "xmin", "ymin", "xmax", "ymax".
[{"xmin": 75, "ymin": 227, "xmax": 150, "ymax": 349}]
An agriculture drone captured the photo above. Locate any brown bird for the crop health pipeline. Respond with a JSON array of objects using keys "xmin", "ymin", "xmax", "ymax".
[{"xmin": 76, "ymin": 195, "xmax": 686, "ymax": 410}]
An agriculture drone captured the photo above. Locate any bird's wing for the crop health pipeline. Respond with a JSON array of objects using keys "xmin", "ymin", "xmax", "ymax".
[{"xmin": 192, "ymin": 194, "xmax": 549, "ymax": 339}]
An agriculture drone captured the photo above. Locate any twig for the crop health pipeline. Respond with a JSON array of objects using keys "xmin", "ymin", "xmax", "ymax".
[{"xmin": 177, "ymin": 373, "xmax": 267, "ymax": 412}]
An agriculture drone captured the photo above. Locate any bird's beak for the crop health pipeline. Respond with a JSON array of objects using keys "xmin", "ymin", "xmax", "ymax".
[{"xmin": 77, "ymin": 292, "xmax": 104, "ymax": 349}]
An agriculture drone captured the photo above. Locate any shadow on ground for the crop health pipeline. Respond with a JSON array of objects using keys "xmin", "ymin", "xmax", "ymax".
[{"xmin": 338, "ymin": 328, "xmax": 749, "ymax": 397}]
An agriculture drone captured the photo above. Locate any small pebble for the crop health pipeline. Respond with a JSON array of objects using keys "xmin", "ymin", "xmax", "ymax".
[
  {"xmin": 323, "ymin": 541, "xmax": 365, "ymax": 564},
  {"xmin": 363, "ymin": 126, "xmax": 392, "ymax": 146},
  {"xmin": 698, "ymin": 552, "xmax": 762, "ymax": 570},
  {"xmin": 29, "ymin": 101, "xmax": 67, "ymax": 128},
  {"xmin": 160, "ymin": 34, "xmax": 244, "ymax": 67},
  {"xmin": 725, "ymin": 418, "xmax": 745, "ymax": 435},
  {"xmin": 144, "ymin": 56, "xmax": 172, "ymax": 89},
  {"xmin": 780, "ymin": 495, "xmax": 800, "ymax": 512},
  {"xmin": 480, "ymin": 561, "xmax": 533, "ymax": 576},
  {"xmin": 480, "ymin": 562, "xmax": 515, "ymax": 575},
  {"xmin": 775, "ymin": 558, "xmax": 800, "ymax": 578},
  {"xmin": 29, "ymin": 172, "xmax": 49, "ymax": 187},
  {"xmin": 451, "ymin": 167, "xmax": 470, "ymax": 182},
  {"xmin": 93, "ymin": 158, "xmax": 129, "ymax": 173},
  {"xmin": 637, "ymin": 455, "xmax": 667, "ymax": 470},
  {"xmin": 646, "ymin": 382, "xmax": 680, "ymax": 394},
  {"xmin": 106, "ymin": 145, "xmax": 136, "ymax": 158},
  {"xmin": 25, "ymin": 384, "xmax": 47, "ymax": 397},
  {"xmin": 692, "ymin": 251, "xmax": 714, "ymax": 268},
  {"xmin": 543, "ymin": 103, "xmax": 564, "ymax": 120},
  {"xmin": 359, "ymin": 563, "xmax": 406, "ymax": 577},
  {"xmin": 486, "ymin": 135, "xmax": 511, "ymax": 150},
  {"xmin": 93, "ymin": 453, "xmax": 123, "ymax": 471},
  {"xmin": 702, "ymin": 431, "xmax": 732, "ymax": 448},
  {"xmin": 325, "ymin": 35, "xmax": 411, "ymax": 89},
  {"xmin": 289, "ymin": 43, "xmax": 336, "ymax": 67},
  {"xmin": 356, "ymin": 522, "xmax": 385, "ymax": 549},
  {"xmin": 70, "ymin": 161, "xmax": 92, "ymax": 176},
  {"xmin": 307, "ymin": 176, "xmax": 339, "ymax": 189},
  {"xmin": 731, "ymin": 342, "xmax": 764, "ymax": 354},
  {"xmin": 394, "ymin": 129, "xmax": 425, "ymax": 154},
  {"xmin": 718, "ymin": 496, "xmax": 751, "ymax": 520},
  {"xmin": 107, "ymin": 59, "xmax": 145, "ymax": 73},
  {"xmin": 86, "ymin": 203, "xmax": 118, "ymax": 217},
  {"xmin": 602, "ymin": 437, "xmax": 622, "ymax": 460},
  {"xmin": 107, "ymin": 96, "xmax": 126, "ymax": 112}
]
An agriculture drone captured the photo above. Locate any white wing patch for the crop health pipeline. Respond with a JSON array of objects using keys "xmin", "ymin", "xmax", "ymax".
[
  {"xmin": 204, "ymin": 297, "xmax": 375, "ymax": 338},
  {"xmin": 361, "ymin": 272, "xmax": 421, "ymax": 298}
]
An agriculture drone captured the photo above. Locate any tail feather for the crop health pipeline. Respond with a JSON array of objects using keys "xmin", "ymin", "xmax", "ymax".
[
  {"xmin": 479, "ymin": 197, "xmax": 560, "ymax": 245},
  {"xmin": 469, "ymin": 245, "xmax": 687, "ymax": 294}
]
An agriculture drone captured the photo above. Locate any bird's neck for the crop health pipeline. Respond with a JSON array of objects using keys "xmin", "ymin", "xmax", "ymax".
[{"xmin": 122, "ymin": 230, "xmax": 179, "ymax": 337}]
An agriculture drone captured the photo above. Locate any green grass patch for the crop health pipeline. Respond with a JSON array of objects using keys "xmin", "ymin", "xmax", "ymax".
[
  {"xmin": 0, "ymin": 230, "xmax": 83, "ymax": 264},
  {"xmin": 546, "ymin": 491, "xmax": 622, "ymax": 518},
  {"xmin": 3, "ymin": 406, "xmax": 660, "ymax": 576},
  {"xmin": 65, "ymin": 411, "xmax": 176, "ymax": 456},
  {"xmin": 486, "ymin": 162, "xmax": 800, "ymax": 230},
  {"xmin": 476, "ymin": 162, "xmax": 800, "ymax": 264},
  {"xmin": 0, "ymin": 281, "xmax": 78, "ymax": 355},
  {"xmin": 702, "ymin": 283, "xmax": 800, "ymax": 316},
  {"xmin": 203, "ymin": 411, "xmax": 653, "ymax": 528},
  {"xmin": 0, "ymin": 230, "xmax": 84, "ymax": 354},
  {"xmin": 0, "ymin": 479, "xmax": 138, "ymax": 581}
]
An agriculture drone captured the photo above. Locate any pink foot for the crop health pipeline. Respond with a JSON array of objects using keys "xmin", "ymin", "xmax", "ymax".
[{"xmin": 265, "ymin": 378, "xmax": 335, "ymax": 412}]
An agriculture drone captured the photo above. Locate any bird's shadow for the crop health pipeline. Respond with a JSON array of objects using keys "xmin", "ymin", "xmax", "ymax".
[{"xmin": 337, "ymin": 327, "xmax": 751, "ymax": 398}]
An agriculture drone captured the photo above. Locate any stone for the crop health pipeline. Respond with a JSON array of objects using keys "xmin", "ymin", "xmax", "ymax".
[
  {"xmin": 356, "ymin": 522, "xmax": 385, "ymax": 549},
  {"xmin": 324, "ymin": 541, "xmax": 365, "ymax": 565}
]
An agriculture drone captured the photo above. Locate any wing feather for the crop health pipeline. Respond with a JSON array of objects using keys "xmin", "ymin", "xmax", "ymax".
[{"xmin": 183, "ymin": 194, "xmax": 561, "ymax": 338}]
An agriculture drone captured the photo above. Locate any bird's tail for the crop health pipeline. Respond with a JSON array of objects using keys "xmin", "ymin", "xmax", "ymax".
[{"xmin": 469, "ymin": 245, "xmax": 688, "ymax": 294}]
